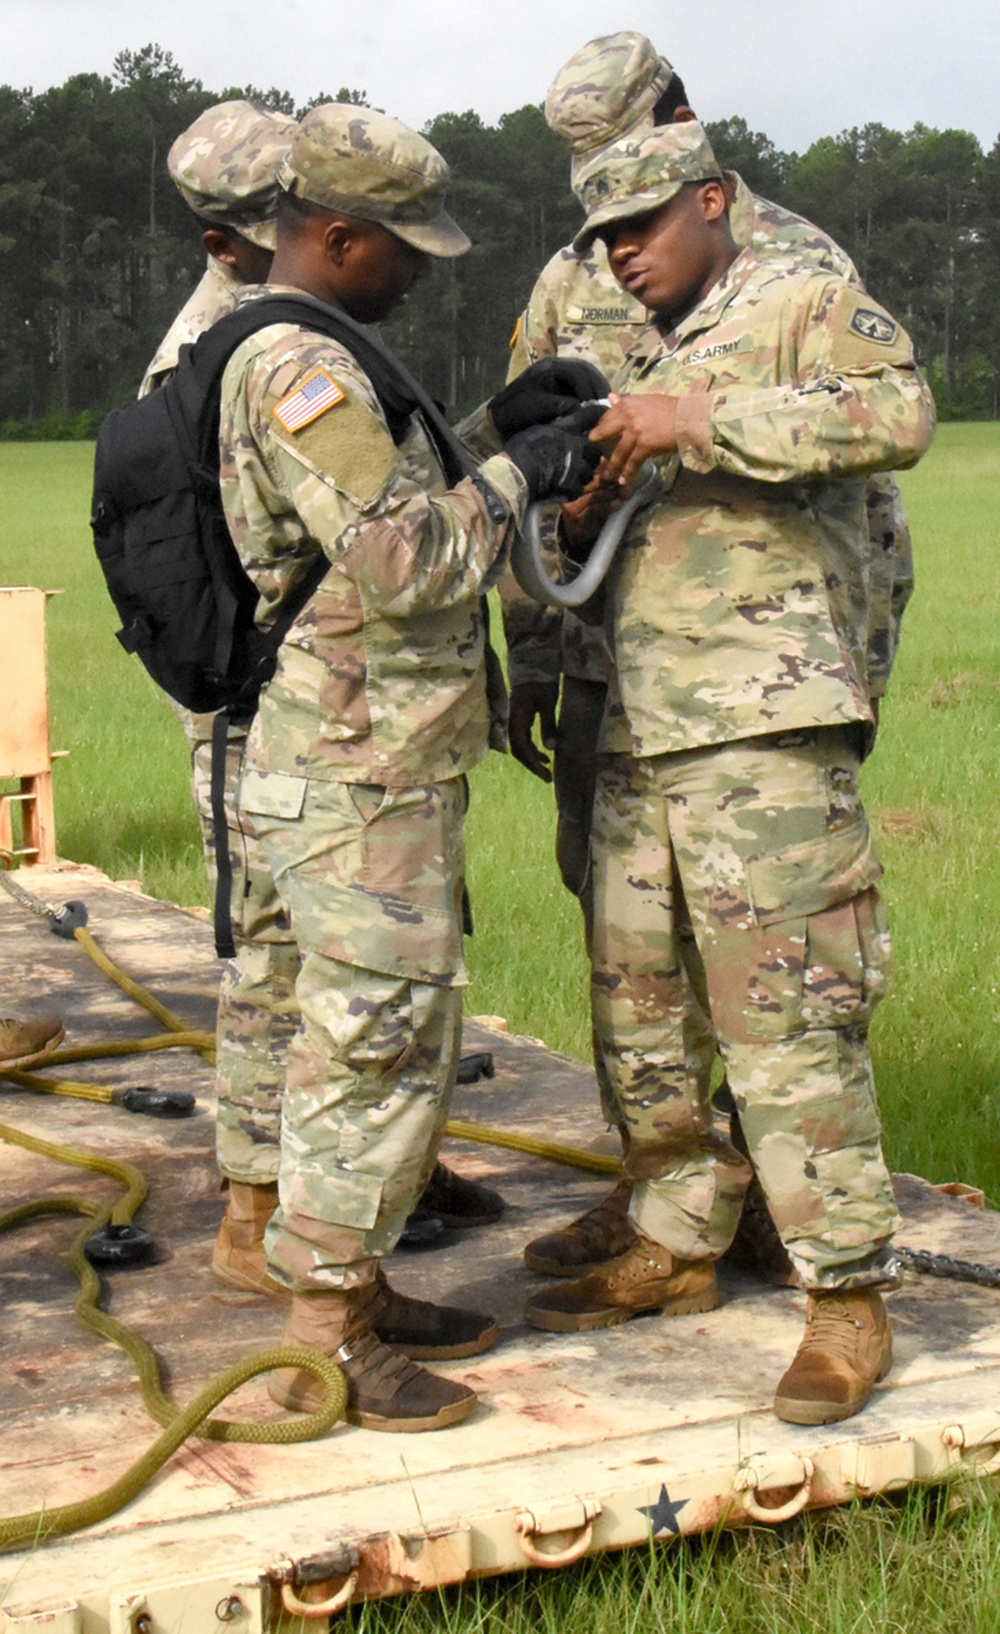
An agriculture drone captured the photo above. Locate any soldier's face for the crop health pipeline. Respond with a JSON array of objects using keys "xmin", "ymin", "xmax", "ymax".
[
  {"xmin": 333, "ymin": 221, "xmax": 430, "ymax": 324},
  {"xmin": 601, "ymin": 182, "xmax": 731, "ymax": 322}
]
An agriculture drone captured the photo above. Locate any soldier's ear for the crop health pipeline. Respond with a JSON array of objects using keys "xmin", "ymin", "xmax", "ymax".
[
  {"xmin": 202, "ymin": 228, "xmax": 239, "ymax": 268},
  {"xmin": 322, "ymin": 217, "xmax": 356, "ymax": 268},
  {"xmin": 699, "ymin": 181, "xmax": 728, "ymax": 223}
]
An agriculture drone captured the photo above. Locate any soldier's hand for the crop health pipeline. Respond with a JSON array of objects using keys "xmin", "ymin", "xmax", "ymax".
[
  {"xmin": 561, "ymin": 471, "xmax": 625, "ymax": 558},
  {"xmin": 508, "ymin": 681, "xmax": 560, "ymax": 782},
  {"xmin": 591, "ymin": 393, "xmax": 680, "ymax": 487},
  {"xmin": 490, "ymin": 358, "xmax": 610, "ymax": 439},
  {"xmin": 504, "ymin": 424, "xmax": 602, "ymax": 501}
]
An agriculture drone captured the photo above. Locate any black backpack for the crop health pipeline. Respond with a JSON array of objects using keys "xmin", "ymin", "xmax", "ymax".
[
  {"xmin": 91, "ymin": 292, "xmax": 477, "ymax": 716},
  {"xmin": 90, "ymin": 291, "xmax": 495, "ymax": 955}
]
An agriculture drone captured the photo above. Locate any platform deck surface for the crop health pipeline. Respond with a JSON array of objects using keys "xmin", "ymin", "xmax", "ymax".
[{"xmin": 2, "ymin": 864, "xmax": 1000, "ymax": 1625}]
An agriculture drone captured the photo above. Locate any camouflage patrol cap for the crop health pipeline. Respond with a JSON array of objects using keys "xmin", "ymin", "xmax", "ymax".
[
  {"xmin": 278, "ymin": 105, "xmax": 470, "ymax": 258},
  {"xmin": 572, "ymin": 121, "xmax": 723, "ymax": 252},
  {"xmin": 545, "ymin": 32, "xmax": 675, "ymax": 156},
  {"xmin": 168, "ymin": 100, "xmax": 295, "ymax": 250}
]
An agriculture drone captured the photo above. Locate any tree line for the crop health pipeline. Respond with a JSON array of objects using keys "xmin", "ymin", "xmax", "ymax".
[{"xmin": 1, "ymin": 43, "xmax": 997, "ymax": 436}]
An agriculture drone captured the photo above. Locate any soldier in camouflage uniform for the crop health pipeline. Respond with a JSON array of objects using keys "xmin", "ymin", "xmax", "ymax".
[
  {"xmin": 138, "ymin": 102, "xmax": 304, "ymax": 1255},
  {"xmin": 219, "ymin": 103, "xmax": 597, "ymax": 1431},
  {"xmin": 142, "ymin": 104, "xmax": 505, "ymax": 1294},
  {"xmin": 501, "ymin": 33, "xmax": 914, "ymax": 1286},
  {"xmin": 522, "ymin": 121, "xmax": 936, "ymax": 1425},
  {"xmin": 140, "ymin": 100, "xmax": 293, "ymax": 398}
]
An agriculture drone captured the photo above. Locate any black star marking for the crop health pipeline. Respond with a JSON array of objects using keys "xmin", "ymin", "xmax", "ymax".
[{"xmin": 637, "ymin": 1483, "xmax": 686, "ymax": 1536}]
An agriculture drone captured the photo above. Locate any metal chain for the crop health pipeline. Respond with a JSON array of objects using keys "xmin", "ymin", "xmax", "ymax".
[
  {"xmin": 0, "ymin": 868, "xmax": 54, "ymax": 920},
  {"xmin": 899, "ymin": 1245, "xmax": 1000, "ymax": 1290}
]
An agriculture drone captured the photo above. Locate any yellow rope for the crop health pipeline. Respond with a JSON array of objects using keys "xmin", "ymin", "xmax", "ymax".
[
  {"xmin": 37, "ymin": 1032, "xmax": 216, "ymax": 1063},
  {"xmin": 0, "ymin": 894, "xmax": 617, "ymax": 1556},
  {"xmin": 445, "ymin": 1117, "xmax": 621, "ymax": 1176},
  {"xmin": 72, "ymin": 926, "xmax": 216, "ymax": 1064},
  {"xmin": 0, "ymin": 1118, "xmax": 347, "ymax": 1554},
  {"xmin": 0, "ymin": 1345, "xmax": 345, "ymax": 1555},
  {"xmin": 3, "ymin": 1069, "xmax": 117, "ymax": 1104}
]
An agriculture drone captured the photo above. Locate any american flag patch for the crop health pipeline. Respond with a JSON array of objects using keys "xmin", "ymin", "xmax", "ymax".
[{"xmin": 273, "ymin": 369, "xmax": 346, "ymax": 432}]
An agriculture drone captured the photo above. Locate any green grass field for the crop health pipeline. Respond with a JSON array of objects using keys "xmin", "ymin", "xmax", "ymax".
[{"xmin": 3, "ymin": 426, "xmax": 1000, "ymax": 1629}]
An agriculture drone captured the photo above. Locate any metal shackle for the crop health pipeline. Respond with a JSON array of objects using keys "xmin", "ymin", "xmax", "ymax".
[{"xmin": 511, "ymin": 463, "xmax": 663, "ymax": 608}]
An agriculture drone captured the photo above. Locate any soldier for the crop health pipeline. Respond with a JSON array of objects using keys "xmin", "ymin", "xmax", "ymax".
[
  {"xmin": 219, "ymin": 103, "xmax": 598, "ymax": 1429},
  {"xmin": 138, "ymin": 104, "xmax": 300, "ymax": 1274},
  {"xmin": 140, "ymin": 103, "xmax": 506, "ymax": 1292},
  {"xmin": 499, "ymin": 32, "xmax": 914, "ymax": 1285},
  {"xmin": 522, "ymin": 120, "xmax": 935, "ymax": 1426},
  {"xmin": 139, "ymin": 99, "xmax": 294, "ymax": 399}
]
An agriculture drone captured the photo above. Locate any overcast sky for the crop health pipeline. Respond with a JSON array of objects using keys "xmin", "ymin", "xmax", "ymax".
[{"xmin": 4, "ymin": 0, "xmax": 998, "ymax": 155}]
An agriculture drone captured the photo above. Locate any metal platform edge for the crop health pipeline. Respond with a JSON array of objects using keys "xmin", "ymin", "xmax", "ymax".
[{"xmin": 4, "ymin": 1391, "xmax": 1000, "ymax": 1630}]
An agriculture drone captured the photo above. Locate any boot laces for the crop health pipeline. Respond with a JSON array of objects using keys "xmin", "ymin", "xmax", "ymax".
[
  {"xmin": 800, "ymin": 1297, "xmax": 868, "ymax": 1365},
  {"xmin": 574, "ymin": 1182, "xmax": 633, "ymax": 1246},
  {"xmin": 338, "ymin": 1328, "xmax": 424, "ymax": 1392}
]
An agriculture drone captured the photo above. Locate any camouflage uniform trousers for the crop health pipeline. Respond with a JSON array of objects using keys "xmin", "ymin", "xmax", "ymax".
[
  {"xmin": 181, "ymin": 713, "xmax": 300, "ymax": 1186},
  {"xmin": 556, "ymin": 675, "xmax": 623, "ymax": 1135},
  {"xmin": 236, "ymin": 770, "xmax": 468, "ymax": 1289},
  {"xmin": 590, "ymin": 726, "xmax": 901, "ymax": 1291},
  {"xmin": 554, "ymin": 676, "xmax": 717, "ymax": 1137}
]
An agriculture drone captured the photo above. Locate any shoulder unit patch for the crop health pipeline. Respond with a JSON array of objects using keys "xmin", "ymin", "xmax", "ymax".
[
  {"xmin": 273, "ymin": 368, "xmax": 346, "ymax": 432},
  {"xmin": 849, "ymin": 308, "xmax": 898, "ymax": 346}
]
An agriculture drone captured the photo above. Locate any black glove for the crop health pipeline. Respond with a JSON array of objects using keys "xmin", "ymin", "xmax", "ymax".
[
  {"xmin": 489, "ymin": 357, "xmax": 611, "ymax": 440},
  {"xmin": 551, "ymin": 401, "xmax": 611, "ymax": 437},
  {"xmin": 504, "ymin": 423, "xmax": 602, "ymax": 501}
]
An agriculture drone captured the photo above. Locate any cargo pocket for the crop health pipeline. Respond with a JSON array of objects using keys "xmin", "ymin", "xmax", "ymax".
[
  {"xmin": 284, "ymin": 1165, "xmax": 385, "ymax": 1234},
  {"xmin": 317, "ymin": 781, "xmax": 467, "ymax": 984},
  {"xmin": 738, "ymin": 819, "xmax": 886, "ymax": 1040},
  {"xmin": 238, "ymin": 767, "xmax": 308, "ymax": 822}
]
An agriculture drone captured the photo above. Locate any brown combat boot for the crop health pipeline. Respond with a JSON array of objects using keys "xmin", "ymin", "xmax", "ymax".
[
  {"xmin": 268, "ymin": 1284, "xmax": 478, "ymax": 1432},
  {"xmin": 525, "ymin": 1231, "xmax": 720, "ymax": 1333},
  {"xmin": 773, "ymin": 1289, "xmax": 892, "ymax": 1425},
  {"xmin": 418, "ymin": 1161, "xmax": 505, "ymax": 1227},
  {"xmin": 523, "ymin": 1176, "xmax": 637, "ymax": 1276},
  {"xmin": 0, "ymin": 1015, "xmax": 65, "ymax": 1071},
  {"xmin": 721, "ymin": 1107, "xmax": 798, "ymax": 1287},
  {"xmin": 211, "ymin": 1186, "xmax": 501, "ymax": 1358},
  {"xmin": 211, "ymin": 1181, "xmax": 289, "ymax": 1298},
  {"xmin": 369, "ymin": 1266, "xmax": 500, "ymax": 1360},
  {"xmin": 722, "ymin": 1171, "xmax": 798, "ymax": 1287}
]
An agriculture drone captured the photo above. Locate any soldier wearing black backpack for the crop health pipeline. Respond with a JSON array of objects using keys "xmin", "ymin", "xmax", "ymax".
[
  {"xmin": 119, "ymin": 100, "xmax": 513, "ymax": 1299},
  {"xmin": 212, "ymin": 103, "xmax": 599, "ymax": 1431}
]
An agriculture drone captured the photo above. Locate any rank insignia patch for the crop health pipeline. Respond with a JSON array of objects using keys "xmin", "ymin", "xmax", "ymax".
[
  {"xmin": 849, "ymin": 308, "xmax": 898, "ymax": 345},
  {"xmin": 273, "ymin": 369, "xmax": 346, "ymax": 432}
]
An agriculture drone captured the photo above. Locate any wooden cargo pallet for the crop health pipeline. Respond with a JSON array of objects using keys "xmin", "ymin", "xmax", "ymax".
[{"xmin": 2, "ymin": 864, "xmax": 999, "ymax": 1632}]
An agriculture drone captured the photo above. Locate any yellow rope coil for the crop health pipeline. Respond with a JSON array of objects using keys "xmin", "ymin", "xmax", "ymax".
[
  {"xmin": 0, "ymin": 1118, "xmax": 347, "ymax": 1554},
  {"xmin": 0, "ymin": 900, "xmax": 618, "ymax": 1555},
  {"xmin": 0, "ymin": 1347, "xmax": 346, "ymax": 1555}
]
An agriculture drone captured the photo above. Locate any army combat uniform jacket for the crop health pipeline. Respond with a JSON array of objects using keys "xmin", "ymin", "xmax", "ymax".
[
  {"xmin": 600, "ymin": 249, "xmax": 934, "ymax": 756},
  {"xmin": 503, "ymin": 174, "xmax": 914, "ymax": 703},
  {"xmin": 221, "ymin": 288, "xmax": 526, "ymax": 793},
  {"xmin": 139, "ymin": 256, "xmax": 243, "ymax": 399}
]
